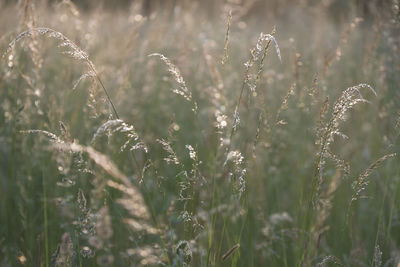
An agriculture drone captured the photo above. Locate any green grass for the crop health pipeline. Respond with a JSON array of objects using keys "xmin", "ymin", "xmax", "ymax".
[{"xmin": 0, "ymin": 0, "xmax": 400, "ymax": 266}]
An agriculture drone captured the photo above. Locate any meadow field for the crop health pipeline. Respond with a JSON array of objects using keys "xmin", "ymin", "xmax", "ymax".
[{"xmin": 0, "ymin": 0, "xmax": 400, "ymax": 266}]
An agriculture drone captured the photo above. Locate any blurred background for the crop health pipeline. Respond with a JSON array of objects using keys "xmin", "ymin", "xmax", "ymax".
[{"xmin": 2, "ymin": 0, "xmax": 393, "ymax": 19}]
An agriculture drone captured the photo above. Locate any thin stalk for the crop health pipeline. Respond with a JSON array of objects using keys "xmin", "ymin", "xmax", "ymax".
[
  {"xmin": 88, "ymin": 65, "xmax": 120, "ymax": 120},
  {"xmin": 41, "ymin": 157, "xmax": 49, "ymax": 267}
]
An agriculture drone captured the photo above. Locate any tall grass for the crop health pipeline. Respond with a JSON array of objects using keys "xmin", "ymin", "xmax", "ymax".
[{"xmin": 0, "ymin": 0, "xmax": 399, "ymax": 266}]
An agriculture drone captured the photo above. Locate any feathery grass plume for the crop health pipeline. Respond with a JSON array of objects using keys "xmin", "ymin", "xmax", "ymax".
[
  {"xmin": 139, "ymin": 160, "xmax": 152, "ymax": 184},
  {"xmin": 50, "ymin": 233, "xmax": 75, "ymax": 267},
  {"xmin": 72, "ymin": 71, "xmax": 96, "ymax": 90},
  {"xmin": 222, "ymin": 243, "xmax": 240, "ymax": 261},
  {"xmin": 76, "ymin": 191, "xmax": 96, "ymax": 258},
  {"xmin": 230, "ymin": 29, "xmax": 281, "ymax": 139},
  {"xmin": 202, "ymin": 42, "xmax": 230, "ymax": 145},
  {"xmin": 175, "ymin": 240, "xmax": 192, "ymax": 265},
  {"xmin": 245, "ymin": 26, "xmax": 279, "ymax": 113},
  {"xmin": 213, "ymin": 100, "xmax": 230, "ymax": 145},
  {"xmin": 161, "ymin": 142, "xmax": 204, "ymax": 233},
  {"xmin": 157, "ymin": 138, "xmax": 180, "ymax": 165},
  {"xmin": 2, "ymin": 2, "xmax": 400, "ymax": 266},
  {"xmin": 224, "ymin": 150, "xmax": 247, "ymax": 198},
  {"xmin": 86, "ymin": 80, "xmax": 102, "ymax": 118},
  {"xmin": 3, "ymin": 27, "xmax": 90, "ymax": 66},
  {"xmin": 47, "ymin": 136, "xmax": 91, "ymax": 188},
  {"xmin": 221, "ymin": 10, "xmax": 232, "ymax": 66},
  {"xmin": 92, "ymin": 120, "xmax": 123, "ymax": 142},
  {"xmin": 4, "ymin": 27, "xmax": 120, "ymax": 118},
  {"xmin": 232, "ymin": 107, "xmax": 241, "ymax": 132},
  {"xmin": 374, "ymin": 244, "xmax": 382, "ymax": 267},
  {"xmin": 92, "ymin": 119, "xmax": 148, "ymax": 153},
  {"xmin": 316, "ymin": 255, "xmax": 343, "ymax": 266},
  {"xmin": 325, "ymin": 150, "xmax": 350, "ymax": 176},
  {"xmin": 77, "ymin": 189, "xmax": 96, "ymax": 237},
  {"xmin": 224, "ymin": 150, "xmax": 244, "ymax": 166},
  {"xmin": 19, "ymin": 129, "xmax": 64, "ymax": 143},
  {"xmin": 244, "ymin": 30, "xmax": 281, "ymax": 93},
  {"xmin": 148, "ymin": 53, "xmax": 198, "ymax": 112},
  {"xmin": 317, "ymin": 97, "xmax": 330, "ymax": 133},
  {"xmin": 182, "ymin": 144, "xmax": 205, "ymax": 227},
  {"xmin": 350, "ymin": 153, "xmax": 396, "ymax": 205},
  {"xmin": 312, "ymin": 84, "xmax": 376, "ymax": 205},
  {"xmin": 56, "ymin": 143, "xmax": 155, "ymax": 244},
  {"xmin": 252, "ymin": 32, "xmax": 281, "ymax": 63},
  {"xmin": 275, "ymin": 83, "xmax": 296, "ymax": 125},
  {"xmin": 55, "ymin": 142, "xmax": 138, "ymax": 192},
  {"xmin": 237, "ymin": 168, "xmax": 247, "ymax": 198}
]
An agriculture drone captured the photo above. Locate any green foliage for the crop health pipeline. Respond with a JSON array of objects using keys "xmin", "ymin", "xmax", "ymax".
[{"xmin": 1, "ymin": 1, "xmax": 400, "ymax": 266}]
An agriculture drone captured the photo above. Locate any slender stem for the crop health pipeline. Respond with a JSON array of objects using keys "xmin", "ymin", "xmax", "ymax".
[
  {"xmin": 41, "ymin": 157, "xmax": 49, "ymax": 267},
  {"xmin": 88, "ymin": 64, "xmax": 120, "ymax": 120}
]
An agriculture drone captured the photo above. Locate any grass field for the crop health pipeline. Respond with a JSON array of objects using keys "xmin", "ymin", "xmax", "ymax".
[{"xmin": 1, "ymin": 0, "xmax": 400, "ymax": 266}]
